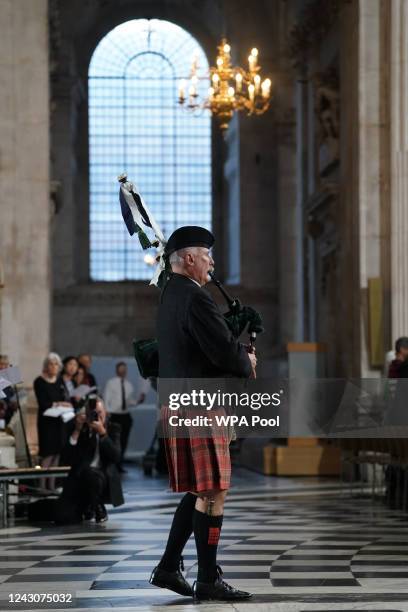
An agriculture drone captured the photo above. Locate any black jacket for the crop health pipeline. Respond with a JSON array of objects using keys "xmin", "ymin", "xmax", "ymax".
[
  {"xmin": 60, "ymin": 420, "xmax": 124, "ymax": 507},
  {"xmin": 157, "ymin": 273, "xmax": 252, "ymax": 378}
]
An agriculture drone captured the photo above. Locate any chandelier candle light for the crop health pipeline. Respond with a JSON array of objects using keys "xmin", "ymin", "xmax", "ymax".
[{"xmin": 178, "ymin": 38, "xmax": 272, "ymax": 132}]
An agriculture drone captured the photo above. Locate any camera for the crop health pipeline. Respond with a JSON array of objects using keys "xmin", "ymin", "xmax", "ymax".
[{"xmin": 85, "ymin": 395, "xmax": 98, "ymax": 422}]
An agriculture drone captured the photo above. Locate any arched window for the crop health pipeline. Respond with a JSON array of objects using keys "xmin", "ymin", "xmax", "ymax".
[{"xmin": 88, "ymin": 19, "xmax": 211, "ymax": 280}]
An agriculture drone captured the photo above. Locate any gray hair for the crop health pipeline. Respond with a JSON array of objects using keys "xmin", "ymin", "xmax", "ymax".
[
  {"xmin": 169, "ymin": 247, "xmax": 199, "ymax": 267},
  {"xmin": 42, "ymin": 352, "xmax": 62, "ymax": 372}
]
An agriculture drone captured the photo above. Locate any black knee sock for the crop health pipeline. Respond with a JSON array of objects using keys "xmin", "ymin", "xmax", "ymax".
[
  {"xmin": 158, "ymin": 492, "xmax": 196, "ymax": 572},
  {"xmin": 193, "ymin": 508, "xmax": 223, "ymax": 583}
]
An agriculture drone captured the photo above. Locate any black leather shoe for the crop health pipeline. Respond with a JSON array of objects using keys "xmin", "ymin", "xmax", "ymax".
[
  {"xmin": 149, "ymin": 565, "xmax": 193, "ymax": 597},
  {"xmin": 82, "ymin": 505, "xmax": 94, "ymax": 521},
  {"xmin": 95, "ymin": 503, "xmax": 108, "ymax": 523},
  {"xmin": 193, "ymin": 566, "xmax": 252, "ymax": 601}
]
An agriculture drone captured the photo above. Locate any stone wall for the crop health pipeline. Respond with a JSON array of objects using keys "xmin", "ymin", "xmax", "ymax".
[
  {"xmin": 0, "ymin": 0, "xmax": 400, "ymax": 383},
  {"xmin": 288, "ymin": 0, "xmax": 392, "ymax": 376},
  {"xmin": 390, "ymin": 0, "xmax": 408, "ymax": 342},
  {"xmin": 50, "ymin": 0, "xmax": 297, "ymax": 372},
  {"xmin": 0, "ymin": 0, "xmax": 50, "ymax": 384}
]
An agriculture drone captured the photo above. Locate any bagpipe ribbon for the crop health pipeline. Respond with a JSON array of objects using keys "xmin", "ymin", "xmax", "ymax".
[{"xmin": 118, "ymin": 174, "xmax": 166, "ymax": 286}]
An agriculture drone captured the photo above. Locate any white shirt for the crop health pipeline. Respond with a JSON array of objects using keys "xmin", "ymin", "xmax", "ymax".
[
  {"xmin": 186, "ymin": 275, "xmax": 201, "ymax": 288},
  {"xmin": 103, "ymin": 376, "xmax": 134, "ymax": 414}
]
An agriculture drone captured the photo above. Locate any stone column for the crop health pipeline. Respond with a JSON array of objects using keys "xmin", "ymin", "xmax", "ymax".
[
  {"xmin": 358, "ymin": 0, "xmax": 382, "ymax": 376},
  {"xmin": 0, "ymin": 0, "xmax": 50, "ymax": 383},
  {"xmin": 306, "ymin": 79, "xmax": 317, "ymax": 342},
  {"xmin": 294, "ymin": 75, "xmax": 308, "ymax": 342},
  {"xmin": 390, "ymin": 0, "xmax": 408, "ymax": 340},
  {"xmin": 345, "ymin": 0, "xmax": 392, "ymax": 377}
]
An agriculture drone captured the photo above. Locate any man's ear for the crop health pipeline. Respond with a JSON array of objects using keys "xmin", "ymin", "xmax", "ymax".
[{"xmin": 185, "ymin": 252, "xmax": 194, "ymax": 266}]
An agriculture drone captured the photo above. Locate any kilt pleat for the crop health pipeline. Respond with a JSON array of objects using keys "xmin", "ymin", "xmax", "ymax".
[{"xmin": 160, "ymin": 406, "xmax": 231, "ymax": 492}]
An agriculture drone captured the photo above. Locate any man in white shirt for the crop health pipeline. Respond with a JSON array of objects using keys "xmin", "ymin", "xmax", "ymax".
[{"xmin": 104, "ymin": 362, "xmax": 147, "ymax": 472}]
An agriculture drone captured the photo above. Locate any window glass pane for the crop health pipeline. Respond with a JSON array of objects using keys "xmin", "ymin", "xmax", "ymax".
[{"xmin": 89, "ymin": 19, "xmax": 211, "ymax": 280}]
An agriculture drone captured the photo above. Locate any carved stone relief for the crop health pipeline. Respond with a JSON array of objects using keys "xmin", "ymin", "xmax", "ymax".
[{"xmin": 313, "ymin": 67, "xmax": 340, "ymax": 175}]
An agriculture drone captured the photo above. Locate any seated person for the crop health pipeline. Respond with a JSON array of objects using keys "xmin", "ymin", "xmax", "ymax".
[
  {"xmin": 388, "ymin": 337, "xmax": 408, "ymax": 378},
  {"xmin": 58, "ymin": 397, "xmax": 124, "ymax": 524},
  {"xmin": 0, "ymin": 354, "xmax": 17, "ymax": 427},
  {"xmin": 0, "ymin": 387, "xmax": 17, "ymax": 428}
]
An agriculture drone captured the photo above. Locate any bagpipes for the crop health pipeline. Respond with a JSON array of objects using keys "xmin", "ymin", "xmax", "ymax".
[
  {"xmin": 208, "ymin": 271, "xmax": 264, "ymax": 353},
  {"xmin": 133, "ymin": 275, "xmax": 264, "ymax": 379},
  {"xmin": 117, "ymin": 174, "xmax": 264, "ymax": 379}
]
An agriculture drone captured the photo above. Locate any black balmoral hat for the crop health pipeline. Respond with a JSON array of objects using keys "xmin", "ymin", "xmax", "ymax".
[{"xmin": 164, "ymin": 226, "xmax": 214, "ymax": 257}]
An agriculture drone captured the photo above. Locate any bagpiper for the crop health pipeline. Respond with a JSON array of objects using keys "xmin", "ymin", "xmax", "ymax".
[
  {"xmin": 117, "ymin": 176, "xmax": 262, "ymax": 601},
  {"xmin": 149, "ymin": 226, "xmax": 256, "ymax": 601}
]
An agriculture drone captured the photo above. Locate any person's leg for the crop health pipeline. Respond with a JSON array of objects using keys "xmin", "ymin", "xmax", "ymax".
[
  {"xmin": 39, "ymin": 464, "xmax": 46, "ymax": 491},
  {"xmin": 40, "ymin": 455, "xmax": 52, "ymax": 490},
  {"xmin": 193, "ymin": 490, "xmax": 227, "ymax": 583},
  {"xmin": 158, "ymin": 492, "xmax": 197, "ymax": 571},
  {"xmin": 120, "ymin": 414, "xmax": 132, "ymax": 462},
  {"xmin": 55, "ymin": 476, "xmax": 83, "ymax": 525},
  {"xmin": 47, "ymin": 454, "xmax": 60, "ymax": 491},
  {"xmin": 79, "ymin": 467, "xmax": 106, "ymax": 510},
  {"xmin": 40, "ymin": 454, "xmax": 58, "ymax": 491},
  {"xmin": 108, "ymin": 412, "xmax": 120, "ymax": 433},
  {"xmin": 193, "ymin": 490, "xmax": 251, "ymax": 600},
  {"xmin": 109, "ymin": 414, "xmax": 127, "ymax": 469},
  {"xmin": 150, "ymin": 492, "xmax": 197, "ymax": 596}
]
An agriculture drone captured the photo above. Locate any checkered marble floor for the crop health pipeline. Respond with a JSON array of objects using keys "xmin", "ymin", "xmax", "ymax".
[{"xmin": 2, "ymin": 468, "xmax": 408, "ymax": 611}]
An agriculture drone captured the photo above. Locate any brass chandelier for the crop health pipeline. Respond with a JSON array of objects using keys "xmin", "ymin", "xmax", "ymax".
[{"xmin": 178, "ymin": 38, "xmax": 272, "ymax": 132}]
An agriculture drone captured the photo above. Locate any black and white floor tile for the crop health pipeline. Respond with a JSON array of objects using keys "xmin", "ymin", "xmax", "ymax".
[{"xmin": 2, "ymin": 468, "xmax": 408, "ymax": 611}]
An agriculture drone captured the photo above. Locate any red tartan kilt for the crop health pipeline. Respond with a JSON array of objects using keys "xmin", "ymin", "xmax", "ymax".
[{"xmin": 160, "ymin": 406, "xmax": 231, "ymax": 493}]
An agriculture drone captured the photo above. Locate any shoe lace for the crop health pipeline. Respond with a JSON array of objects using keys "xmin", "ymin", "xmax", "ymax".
[
  {"xmin": 179, "ymin": 556, "xmax": 185, "ymax": 572},
  {"xmin": 215, "ymin": 565, "xmax": 234, "ymax": 591}
]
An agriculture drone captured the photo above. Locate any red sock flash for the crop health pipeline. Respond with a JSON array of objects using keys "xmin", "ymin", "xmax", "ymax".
[{"xmin": 208, "ymin": 527, "xmax": 220, "ymax": 545}]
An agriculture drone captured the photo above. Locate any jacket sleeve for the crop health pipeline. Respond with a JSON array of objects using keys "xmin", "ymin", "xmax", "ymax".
[
  {"xmin": 59, "ymin": 422, "xmax": 78, "ymax": 467},
  {"xmin": 187, "ymin": 289, "xmax": 252, "ymax": 378},
  {"xmin": 33, "ymin": 377, "xmax": 52, "ymax": 416},
  {"xmin": 100, "ymin": 422, "xmax": 122, "ymax": 464}
]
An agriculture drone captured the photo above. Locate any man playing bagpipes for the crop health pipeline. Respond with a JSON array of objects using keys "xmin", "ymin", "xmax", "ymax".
[{"xmin": 118, "ymin": 175, "xmax": 263, "ymax": 601}]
